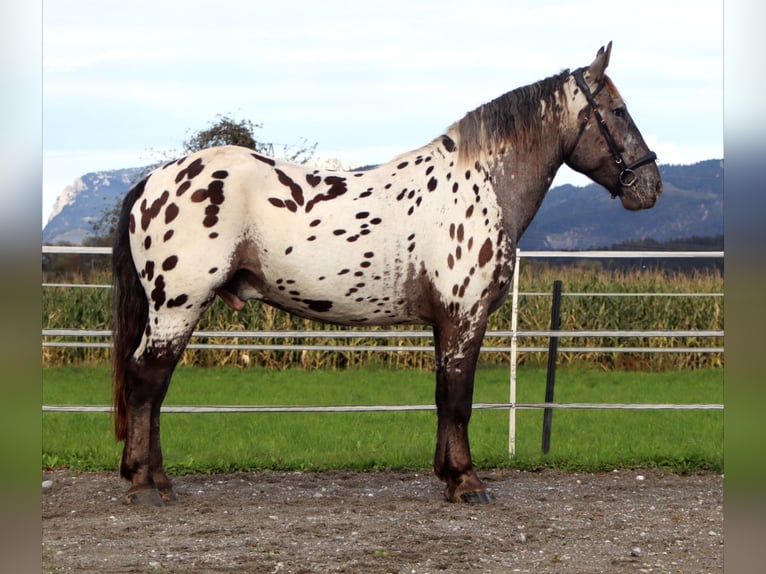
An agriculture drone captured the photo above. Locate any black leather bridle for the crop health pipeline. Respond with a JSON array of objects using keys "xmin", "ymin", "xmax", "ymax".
[{"xmin": 572, "ymin": 68, "xmax": 657, "ymax": 191}]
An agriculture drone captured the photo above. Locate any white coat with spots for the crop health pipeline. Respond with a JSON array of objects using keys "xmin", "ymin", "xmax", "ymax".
[
  {"xmin": 130, "ymin": 140, "xmax": 511, "ymax": 357},
  {"xmin": 112, "ymin": 43, "xmax": 661, "ymax": 505}
]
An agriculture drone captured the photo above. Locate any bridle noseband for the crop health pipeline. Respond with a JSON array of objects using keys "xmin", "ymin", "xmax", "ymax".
[{"xmin": 572, "ymin": 68, "xmax": 657, "ymax": 191}]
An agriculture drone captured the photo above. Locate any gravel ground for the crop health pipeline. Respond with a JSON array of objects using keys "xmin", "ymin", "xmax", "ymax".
[{"xmin": 42, "ymin": 468, "xmax": 723, "ymax": 573}]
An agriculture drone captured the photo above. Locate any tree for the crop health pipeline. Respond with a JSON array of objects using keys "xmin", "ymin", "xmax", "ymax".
[
  {"xmin": 182, "ymin": 114, "xmax": 317, "ymax": 164},
  {"xmin": 183, "ymin": 115, "xmax": 267, "ymax": 152},
  {"xmin": 88, "ymin": 115, "xmax": 317, "ymax": 244}
]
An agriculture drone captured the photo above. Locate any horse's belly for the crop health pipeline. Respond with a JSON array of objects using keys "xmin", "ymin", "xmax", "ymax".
[
  {"xmin": 262, "ymin": 293, "xmax": 419, "ymax": 326},
  {"xmin": 253, "ymin": 250, "xmax": 420, "ymax": 326}
]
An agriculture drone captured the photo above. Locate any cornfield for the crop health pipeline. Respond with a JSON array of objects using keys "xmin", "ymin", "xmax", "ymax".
[{"xmin": 42, "ymin": 263, "xmax": 723, "ymax": 371}]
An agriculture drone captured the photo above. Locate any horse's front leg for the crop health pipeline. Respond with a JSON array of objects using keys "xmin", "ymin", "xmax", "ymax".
[{"xmin": 432, "ymin": 316, "xmax": 492, "ymax": 504}]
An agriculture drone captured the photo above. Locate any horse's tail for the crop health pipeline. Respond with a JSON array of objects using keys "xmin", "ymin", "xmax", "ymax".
[{"xmin": 111, "ymin": 178, "xmax": 149, "ymax": 442}]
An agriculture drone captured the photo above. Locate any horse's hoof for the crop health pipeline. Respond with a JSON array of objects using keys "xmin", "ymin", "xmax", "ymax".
[
  {"xmin": 124, "ymin": 488, "xmax": 164, "ymax": 507},
  {"xmin": 460, "ymin": 490, "xmax": 493, "ymax": 504},
  {"xmin": 159, "ymin": 486, "xmax": 177, "ymax": 502}
]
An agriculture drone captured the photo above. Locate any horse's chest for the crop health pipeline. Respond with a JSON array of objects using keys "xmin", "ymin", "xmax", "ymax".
[{"xmin": 422, "ymin": 193, "xmax": 512, "ymax": 308}]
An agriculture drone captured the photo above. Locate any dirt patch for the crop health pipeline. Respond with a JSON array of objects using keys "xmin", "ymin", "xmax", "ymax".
[{"xmin": 42, "ymin": 469, "xmax": 722, "ymax": 573}]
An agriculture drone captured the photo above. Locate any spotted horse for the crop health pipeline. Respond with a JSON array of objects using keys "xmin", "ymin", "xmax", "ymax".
[{"xmin": 112, "ymin": 42, "xmax": 661, "ymax": 505}]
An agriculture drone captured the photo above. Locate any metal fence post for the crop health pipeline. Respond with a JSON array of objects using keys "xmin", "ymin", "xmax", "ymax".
[
  {"xmin": 542, "ymin": 279, "xmax": 562, "ymax": 454},
  {"xmin": 508, "ymin": 249, "xmax": 522, "ymax": 456}
]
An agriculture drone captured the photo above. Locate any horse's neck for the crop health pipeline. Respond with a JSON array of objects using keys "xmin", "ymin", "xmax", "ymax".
[
  {"xmin": 451, "ymin": 74, "xmax": 581, "ymax": 246},
  {"xmin": 485, "ymin": 128, "xmax": 570, "ymax": 245}
]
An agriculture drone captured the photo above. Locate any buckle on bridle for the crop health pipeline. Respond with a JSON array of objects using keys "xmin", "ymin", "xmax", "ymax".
[
  {"xmin": 619, "ymin": 168, "xmax": 637, "ymax": 187},
  {"xmin": 619, "ymin": 152, "xmax": 658, "ymax": 187}
]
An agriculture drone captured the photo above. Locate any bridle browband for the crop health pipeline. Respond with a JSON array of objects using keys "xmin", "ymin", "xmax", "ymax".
[{"xmin": 572, "ymin": 67, "xmax": 657, "ymax": 191}]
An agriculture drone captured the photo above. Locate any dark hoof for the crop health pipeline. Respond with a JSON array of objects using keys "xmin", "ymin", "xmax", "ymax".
[
  {"xmin": 124, "ymin": 488, "xmax": 164, "ymax": 507},
  {"xmin": 460, "ymin": 490, "xmax": 493, "ymax": 504},
  {"xmin": 159, "ymin": 486, "xmax": 177, "ymax": 502}
]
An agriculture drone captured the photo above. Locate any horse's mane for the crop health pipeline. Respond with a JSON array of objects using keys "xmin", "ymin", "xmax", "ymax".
[{"xmin": 449, "ymin": 69, "xmax": 572, "ymax": 166}]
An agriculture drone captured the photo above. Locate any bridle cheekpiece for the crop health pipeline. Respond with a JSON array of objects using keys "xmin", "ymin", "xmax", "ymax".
[{"xmin": 572, "ymin": 68, "xmax": 657, "ymax": 192}]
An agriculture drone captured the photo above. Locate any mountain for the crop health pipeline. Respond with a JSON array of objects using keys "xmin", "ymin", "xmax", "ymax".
[
  {"xmin": 43, "ymin": 166, "xmax": 148, "ymax": 245},
  {"xmin": 42, "ymin": 159, "xmax": 723, "ymax": 249},
  {"xmin": 518, "ymin": 160, "xmax": 723, "ymax": 250}
]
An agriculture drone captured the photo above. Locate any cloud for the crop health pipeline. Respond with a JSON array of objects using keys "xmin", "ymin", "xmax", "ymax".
[
  {"xmin": 644, "ymin": 135, "xmax": 722, "ymax": 166},
  {"xmin": 44, "ymin": 48, "xmax": 172, "ymax": 72},
  {"xmin": 42, "ymin": 0, "xmax": 723, "ymax": 225}
]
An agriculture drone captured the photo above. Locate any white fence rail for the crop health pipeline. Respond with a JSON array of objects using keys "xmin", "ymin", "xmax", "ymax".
[
  {"xmin": 41, "ymin": 328, "xmax": 724, "ymax": 354},
  {"xmin": 42, "ymin": 246, "xmax": 724, "ymax": 455}
]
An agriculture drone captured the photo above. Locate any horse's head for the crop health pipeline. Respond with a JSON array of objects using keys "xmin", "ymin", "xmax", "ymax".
[{"xmin": 565, "ymin": 42, "xmax": 662, "ymax": 211}]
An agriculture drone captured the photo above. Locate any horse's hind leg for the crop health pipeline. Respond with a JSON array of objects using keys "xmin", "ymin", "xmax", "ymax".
[
  {"xmin": 432, "ymin": 313, "xmax": 492, "ymax": 504},
  {"xmin": 120, "ymin": 330, "xmax": 191, "ymax": 506}
]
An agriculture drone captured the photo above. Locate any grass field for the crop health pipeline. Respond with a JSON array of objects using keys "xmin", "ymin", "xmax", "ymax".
[{"xmin": 42, "ymin": 365, "xmax": 723, "ymax": 474}]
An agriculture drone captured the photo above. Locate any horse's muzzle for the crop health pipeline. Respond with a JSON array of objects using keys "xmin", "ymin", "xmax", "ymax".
[{"xmin": 618, "ymin": 178, "xmax": 662, "ymax": 211}]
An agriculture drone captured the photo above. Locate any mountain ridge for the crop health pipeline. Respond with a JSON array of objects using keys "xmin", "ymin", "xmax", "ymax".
[{"xmin": 42, "ymin": 159, "xmax": 723, "ymax": 250}]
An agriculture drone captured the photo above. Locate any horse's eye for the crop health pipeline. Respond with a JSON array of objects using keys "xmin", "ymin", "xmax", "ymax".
[{"xmin": 613, "ymin": 107, "xmax": 627, "ymax": 119}]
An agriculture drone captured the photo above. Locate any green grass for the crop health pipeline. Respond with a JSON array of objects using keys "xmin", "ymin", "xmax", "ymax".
[{"xmin": 42, "ymin": 365, "xmax": 723, "ymax": 474}]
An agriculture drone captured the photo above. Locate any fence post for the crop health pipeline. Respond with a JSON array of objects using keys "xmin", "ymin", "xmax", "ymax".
[
  {"xmin": 542, "ymin": 279, "xmax": 562, "ymax": 454},
  {"xmin": 508, "ymin": 249, "xmax": 522, "ymax": 456}
]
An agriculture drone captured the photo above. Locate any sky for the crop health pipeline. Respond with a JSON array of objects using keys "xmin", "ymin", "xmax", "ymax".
[{"xmin": 42, "ymin": 0, "xmax": 723, "ymax": 227}]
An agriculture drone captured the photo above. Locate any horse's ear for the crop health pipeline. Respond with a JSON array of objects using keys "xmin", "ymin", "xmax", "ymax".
[{"xmin": 588, "ymin": 41, "xmax": 613, "ymax": 84}]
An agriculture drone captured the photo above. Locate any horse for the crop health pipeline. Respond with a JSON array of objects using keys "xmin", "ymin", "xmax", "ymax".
[{"xmin": 111, "ymin": 42, "xmax": 661, "ymax": 506}]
